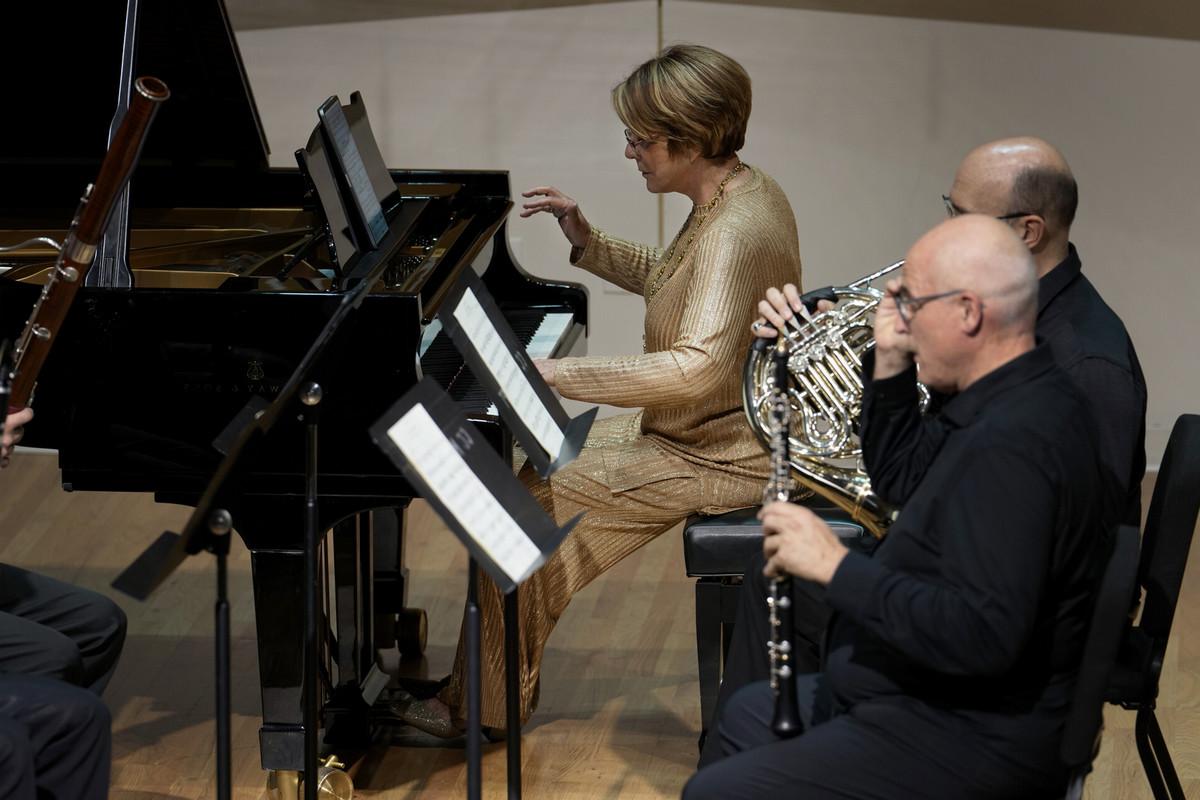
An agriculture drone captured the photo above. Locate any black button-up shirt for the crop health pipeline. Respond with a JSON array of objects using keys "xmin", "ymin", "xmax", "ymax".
[
  {"xmin": 1037, "ymin": 245, "xmax": 1147, "ymax": 523},
  {"xmin": 826, "ymin": 345, "xmax": 1117, "ymax": 775},
  {"xmin": 862, "ymin": 244, "xmax": 1146, "ymax": 524}
]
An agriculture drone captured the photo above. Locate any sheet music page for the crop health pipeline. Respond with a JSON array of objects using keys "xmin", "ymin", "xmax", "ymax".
[
  {"xmin": 453, "ymin": 289, "xmax": 565, "ymax": 457},
  {"xmin": 387, "ymin": 404, "xmax": 543, "ymax": 583},
  {"xmin": 321, "ymin": 101, "xmax": 388, "ymax": 246}
]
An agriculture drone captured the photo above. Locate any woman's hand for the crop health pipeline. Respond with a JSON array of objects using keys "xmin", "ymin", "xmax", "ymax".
[
  {"xmin": 533, "ymin": 358, "xmax": 559, "ymax": 388},
  {"xmin": 751, "ymin": 284, "xmax": 834, "ymax": 338},
  {"xmin": 521, "ymin": 186, "xmax": 591, "ymax": 251}
]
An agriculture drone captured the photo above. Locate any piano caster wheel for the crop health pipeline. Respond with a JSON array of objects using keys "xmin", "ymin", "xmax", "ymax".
[
  {"xmin": 266, "ymin": 756, "xmax": 354, "ymax": 800},
  {"xmin": 396, "ymin": 607, "xmax": 427, "ymax": 658}
]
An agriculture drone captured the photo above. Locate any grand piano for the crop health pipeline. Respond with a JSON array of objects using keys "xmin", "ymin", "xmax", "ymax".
[{"xmin": 0, "ymin": 0, "xmax": 587, "ymax": 774}]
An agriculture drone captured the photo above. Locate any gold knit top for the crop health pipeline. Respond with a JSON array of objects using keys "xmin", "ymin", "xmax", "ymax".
[{"xmin": 555, "ymin": 166, "xmax": 802, "ymax": 480}]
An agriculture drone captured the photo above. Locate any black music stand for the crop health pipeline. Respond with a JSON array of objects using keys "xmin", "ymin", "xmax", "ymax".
[
  {"xmin": 438, "ymin": 269, "xmax": 595, "ymax": 479},
  {"xmin": 370, "ymin": 379, "xmax": 581, "ymax": 800},
  {"xmin": 112, "ymin": 196, "xmax": 429, "ymax": 800},
  {"xmin": 434, "ymin": 270, "xmax": 596, "ymax": 797},
  {"xmin": 114, "ymin": 87, "xmax": 427, "ymax": 799}
]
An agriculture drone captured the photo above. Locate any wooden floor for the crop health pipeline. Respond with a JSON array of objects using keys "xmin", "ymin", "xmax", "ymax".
[{"xmin": 1, "ymin": 452, "xmax": 1196, "ymax": 799}]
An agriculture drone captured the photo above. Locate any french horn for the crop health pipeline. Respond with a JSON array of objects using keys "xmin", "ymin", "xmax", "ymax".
[{"xmin": 742, "ymin": 260, "xmax": 927, "ymax": 538}]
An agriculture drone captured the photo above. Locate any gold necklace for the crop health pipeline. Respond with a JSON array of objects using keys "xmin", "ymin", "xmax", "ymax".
[{"xmin": 646, "ymin": 161, "xmax": 746, "ymax": 301}]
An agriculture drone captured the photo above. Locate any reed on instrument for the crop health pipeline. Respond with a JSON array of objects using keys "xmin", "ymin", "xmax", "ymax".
[
  {"xmin": 765, "ymin": 334, "xmax": 801, "ymax": 738},
  {"xmin": 7, "ymin": 76, "xmax": 169, "ymax": 411}
]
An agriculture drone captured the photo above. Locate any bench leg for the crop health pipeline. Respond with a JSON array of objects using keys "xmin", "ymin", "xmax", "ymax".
[{"xmin": 695, "ymin": 579, "xmax": 723, "ymax": 736}]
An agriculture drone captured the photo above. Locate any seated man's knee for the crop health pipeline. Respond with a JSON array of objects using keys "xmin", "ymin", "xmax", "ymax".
[
  {"xmin": 682, "ymin": 769, "xmax": 719, "ymax": 800},
  {"xmin": 57, "ymin": 688, "xmax": 111, "ymax": 739},
  {"xmin": 83, "ymin": 592, "xmax": 127, "ymax": 649},
  {"xmin": 0, "ymin": 717, "xmax": 31, "ymax": 769},
  {"xmin": 0, "ymin": 717, "xmax": 34, "ymax": 800},
  {"xmin": 717, "ymin": 681, "xmax": 776, "ymax": 758},
  {"xmin": 103, "ymin": 600, "xmax": 127, "ymax": 655},
  {"xmin": 28, "ymin": 634, "xmax": 85, "ymax": 687}
]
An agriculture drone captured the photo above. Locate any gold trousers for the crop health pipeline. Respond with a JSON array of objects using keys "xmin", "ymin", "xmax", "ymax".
[{"xmin": 440, "ymin": 415, "xmax": 762, "ymax": 728}]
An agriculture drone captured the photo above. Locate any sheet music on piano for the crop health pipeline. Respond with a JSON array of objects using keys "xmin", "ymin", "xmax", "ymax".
[
  {"xmin": 370, "ymin": 379, "xmax": 578, "ymax": 593},
  {"xmin": 437, "ymin": 270, "xmax": 596, "ymax": 478},
  {"xmin": 317, "ymin": 96, "xmax": 388, "ymax": 251},
  {"xmin": 454, "ymin": 289, "xmax": 565, "ymax": 457}
]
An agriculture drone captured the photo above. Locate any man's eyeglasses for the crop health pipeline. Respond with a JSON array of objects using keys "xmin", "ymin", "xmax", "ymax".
[
  {"xmin": 890, "ymin": 286, "xmax": 964, "ymax": 324},
  {"xmin": 942, "ymin": 194, "xmax": 1036, "ymax": 221},
  {"xmin": 624, "ymin": 128, "xmax": 657, "ymax": 152}
]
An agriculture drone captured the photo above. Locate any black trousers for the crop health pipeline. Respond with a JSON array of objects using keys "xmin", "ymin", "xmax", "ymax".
[
  {"xmin": 686, "ymin": 678, "xmax": 1059, "ymax": 800},
  {"xmin": 0, "ymin": 676, "xmax": 111, "ymax": 800},
  {"xmin": 0, "ymin": 564, "xmax": 127, "ymax": 694},
  {"xmin": 698, "ymin": 549, "xmax": 830, "ymax": 767}
]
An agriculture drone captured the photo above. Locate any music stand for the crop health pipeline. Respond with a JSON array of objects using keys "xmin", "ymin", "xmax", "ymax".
[
  {"xmin": 370, "ymin": 379, "xmax": 581, "ymax": 800},
  {"xmin": 114, "ymin": 90, "xmax": 429, "ymax": 799},
  {"xmin": 438, "ymin": 269, "xmax": 595, "ymax": 479},
  {"xmin": 434, "ymin": 270, "xmax": 596, "ymax": 796}
]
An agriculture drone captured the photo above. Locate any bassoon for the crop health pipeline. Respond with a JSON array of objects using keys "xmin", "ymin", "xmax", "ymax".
[{"xmin": 5, "ymin": 76, "xmax": 169, "ymax": 411}]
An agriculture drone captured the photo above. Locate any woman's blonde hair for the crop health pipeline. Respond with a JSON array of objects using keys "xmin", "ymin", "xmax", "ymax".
[{"xmin": 613, "ymin": 44, "xmax": 751, "ymax": 159}]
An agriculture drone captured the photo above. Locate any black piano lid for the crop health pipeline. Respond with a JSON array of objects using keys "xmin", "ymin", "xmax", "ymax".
[{"xmin": 0, "ymin": 0, "xmax": 272, "ymax": 217}]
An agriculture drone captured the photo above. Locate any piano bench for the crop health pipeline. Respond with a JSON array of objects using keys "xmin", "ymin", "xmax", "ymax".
[{"xmin": 681, "ymin": 505, "xmax": 867, "ymax": 741}]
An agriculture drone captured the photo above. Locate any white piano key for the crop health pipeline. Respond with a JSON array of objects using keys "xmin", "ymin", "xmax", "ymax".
[{"xmin": 487, "ymin": 311, "xmax": 574, "ymax": 415}]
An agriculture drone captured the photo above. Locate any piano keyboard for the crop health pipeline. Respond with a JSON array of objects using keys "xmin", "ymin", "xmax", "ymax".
[
  {"xmin": 419, "ymin": 309, "xmax": 577, "ymax": 415},
  {"xmin": 487, "ymin": 311, "xmax": 573, "ymax": 414}
]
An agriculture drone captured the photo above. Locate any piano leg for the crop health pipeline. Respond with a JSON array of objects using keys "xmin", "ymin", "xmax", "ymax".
[
  {"xmin": 324, "ymin": 515, "xmax": 373, "ymax": 751},
  {"xmin": 374, "ymin": 505, "xmax": 428, "ymax": 658},
  {"xmin": 246, "ymin": 504, "xmax": 426, "ymax": 772},
  {"xmin": 250, "ymin": 548, "xmax": 307, "ymax": 771},
  {"xmin": 371, "ymin": 506, "xmax": 404, "ymax": 650}
]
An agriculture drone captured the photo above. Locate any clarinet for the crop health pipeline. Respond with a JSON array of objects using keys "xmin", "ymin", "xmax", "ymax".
[
  {"xmin": 766, "ymin": 334, "xmax": 802, "ymax": 737},
  {"xmin": 6, "ymin": 76, "xmax": 169, "ymax": 411}
]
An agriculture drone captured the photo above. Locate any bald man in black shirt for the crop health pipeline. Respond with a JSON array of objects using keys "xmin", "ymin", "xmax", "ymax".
[
  {"xmin": 685, "ymin": 215, "xmax": 1117, "ymax": 799},
  {"xmin": 698, "ymin": 137, "xmax": 1147, "ymax": 768}
]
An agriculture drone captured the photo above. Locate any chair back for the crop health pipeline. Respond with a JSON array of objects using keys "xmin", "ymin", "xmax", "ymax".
[
  {"xmin": 1138, "ymin": 414, "xmax": 1200, "ymax": 645},
  {"xmin": 1060, "ymin": 523, "xmax": 1140, "ymax": 778}
]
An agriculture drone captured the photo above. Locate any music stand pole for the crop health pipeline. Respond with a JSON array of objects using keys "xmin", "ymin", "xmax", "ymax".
[
  {"xmin": 211, "ymin": 512, "xmax": 233, "ymax": 800},
  {"xmin": 302, "ymin": 383, "xmax": 323, "ymax": 800},
  {"xmin": 504, "ymin": 591, "xmax": 522, "ymax": 799},
  {"xmin": 466, "ymin": 559, "xmax": 482, "ymax": 800}
]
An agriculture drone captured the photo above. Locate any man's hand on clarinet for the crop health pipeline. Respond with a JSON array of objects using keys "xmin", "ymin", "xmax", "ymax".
[
  {"xmin": 751, "ymin": 284, "xmax": 835, "ymax": 338},
  {"xmin": 521, "ymin": 186, "xmax": 591, "ymax": 252},
  {"xmin": 2, "ymin": 407, "xmax": 34, "ymax": 469},
  {"xmin": 760, "ymin": 500, "xmax": 847, "ymax": 586}
]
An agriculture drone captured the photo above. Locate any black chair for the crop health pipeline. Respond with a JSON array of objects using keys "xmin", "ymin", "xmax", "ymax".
[
  {"xmin": 1059, "ymin": 523, "xmax": 1140, "ymax": 800},
  {"xmin": 1106, "ymin": 413, "xmax": 1200, "ymax": 800},
  {"xmin": 681, "ymin": 505, "xmax": 866, "ymax": 735}
]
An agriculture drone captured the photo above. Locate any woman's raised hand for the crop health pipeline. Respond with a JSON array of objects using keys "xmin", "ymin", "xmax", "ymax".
[{"xmin": 521, "ymin": 186, "xmax": 591, "ymax": 251}]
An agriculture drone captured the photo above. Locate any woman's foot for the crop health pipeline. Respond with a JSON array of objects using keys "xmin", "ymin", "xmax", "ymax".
[{"xmin": 388, "ymin": 691, "xmax": 461, "ymax": 739}]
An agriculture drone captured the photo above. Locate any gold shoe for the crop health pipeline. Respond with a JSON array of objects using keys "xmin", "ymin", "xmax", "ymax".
[{"xmin": 388, "ymin": 691, "xmax": 461, "ymax": 739}]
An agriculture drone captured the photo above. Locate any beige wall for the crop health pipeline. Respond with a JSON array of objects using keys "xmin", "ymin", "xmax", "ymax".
[{"xmin": 237, "ymin": 1, "xmax": 1200, "ymax": 466}]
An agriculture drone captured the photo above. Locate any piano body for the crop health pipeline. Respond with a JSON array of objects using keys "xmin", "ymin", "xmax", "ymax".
[{"xmin": 0, "ymin": 0, "xmax": 587, "ymax": 771}]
